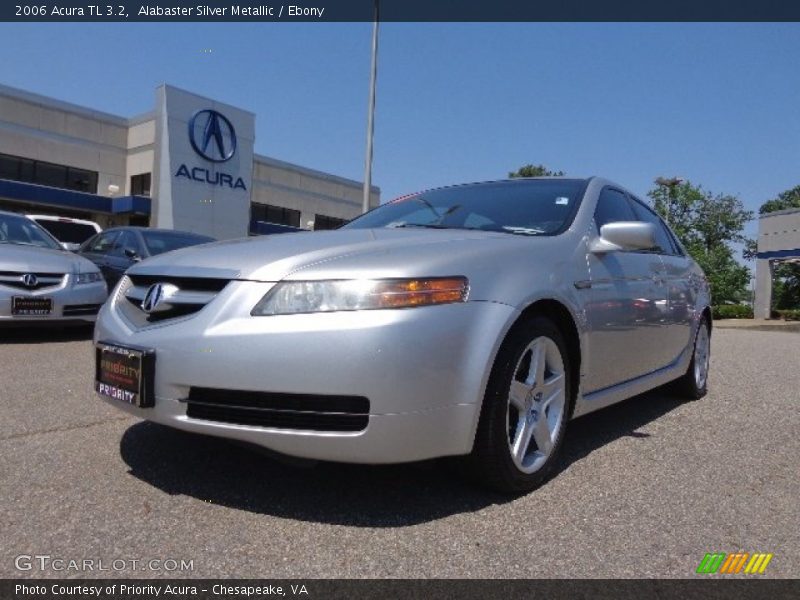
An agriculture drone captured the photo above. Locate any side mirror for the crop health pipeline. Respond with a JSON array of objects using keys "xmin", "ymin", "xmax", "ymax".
[
  {"xmin": 61, "ymin": 242, "xmax": 80, "ymax": 252},
  {"xmin": 590, "ymin": 222, "xmax": 656, "ymax": 253},
  {"xmin": 124, "ymin": 247, "xmax": 140, "ymax": 261}
]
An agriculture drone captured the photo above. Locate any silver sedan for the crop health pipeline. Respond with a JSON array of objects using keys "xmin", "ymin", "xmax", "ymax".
[
  {"xmin": 1, "ymin": 211, "xmax": 107, "ymax": 325},
  {"xmin": 94, "ymin": 178, "xmax": 711, "ymax": 492}
]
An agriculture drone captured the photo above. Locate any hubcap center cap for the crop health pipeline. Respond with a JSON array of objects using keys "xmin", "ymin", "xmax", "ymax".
[{"xmin": 525, "ymin": 389, "xmax": 543, "ymax": 413}]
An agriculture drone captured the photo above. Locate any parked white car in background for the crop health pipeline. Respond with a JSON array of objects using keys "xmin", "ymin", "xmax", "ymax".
[{"xmin": 27, "ymin": 214, "xmax": 102, "ymax": 251}]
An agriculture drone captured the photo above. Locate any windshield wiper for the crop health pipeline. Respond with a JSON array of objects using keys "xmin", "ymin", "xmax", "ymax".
[{"xmin": 389, "ymin": 223, "xmax": 451, "ymax": 229}]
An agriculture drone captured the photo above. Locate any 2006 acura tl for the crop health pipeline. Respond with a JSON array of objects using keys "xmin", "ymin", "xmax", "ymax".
[{"xmin": 94, "ymin": 178, "xmax": 711, "ymax": 492}]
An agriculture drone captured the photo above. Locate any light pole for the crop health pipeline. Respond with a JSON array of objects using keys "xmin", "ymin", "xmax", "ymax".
[
  {"xmin": 362, "ymin": 0, "xmax": 380, "ymax": 214},
  {"xmin": 654, "ymin": 176, "xmax": 684, "ymax": 226}
]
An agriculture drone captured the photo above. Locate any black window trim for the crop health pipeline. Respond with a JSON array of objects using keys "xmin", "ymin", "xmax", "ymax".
[{"xmin": 594, "ymin": 185, "xmax": 637, "ymax": 233}]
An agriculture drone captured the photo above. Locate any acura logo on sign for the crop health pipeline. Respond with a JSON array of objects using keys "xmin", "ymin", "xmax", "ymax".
[
  {"xmin": 22, "ymin": 274, "xmax": 38, "ymax": 288},
  {"xmin": 188, "ymin": 109, "xmax": 237, "ymax": 163},
  {"xmin": 141, "ymin": 283, "xmax": 179, "ymax": 314}
]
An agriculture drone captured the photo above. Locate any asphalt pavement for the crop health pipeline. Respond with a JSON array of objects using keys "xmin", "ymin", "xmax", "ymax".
[{"xmin": 1, "ymin": 326, "xmax": 797, "ymax": 578}]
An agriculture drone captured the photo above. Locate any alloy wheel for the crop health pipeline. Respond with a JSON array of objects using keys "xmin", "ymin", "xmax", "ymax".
[{"xmin": 506, "ymin": 336, "xmax": 566, "ymax": 474}]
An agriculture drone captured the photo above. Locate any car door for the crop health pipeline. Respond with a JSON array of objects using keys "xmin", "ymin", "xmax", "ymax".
[
  {"xmin": 584, "ymin": 187, "xmax": 668, "ymax": 393},
  {"xmin": 629, "ymin": 198, "xmax": 695, "ymax": 365},
  {"xmin": 104, "ymin": 230, "xmax": 144, "ymax": 289},
  {"xmin": 78, "ymin": 231, "xmax": 120, "ymax": 284}
]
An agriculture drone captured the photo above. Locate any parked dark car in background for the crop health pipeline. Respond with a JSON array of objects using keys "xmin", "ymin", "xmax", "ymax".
[{"xmin": 79, "ymin": 227, "xmax": 215, "ymax": 288}]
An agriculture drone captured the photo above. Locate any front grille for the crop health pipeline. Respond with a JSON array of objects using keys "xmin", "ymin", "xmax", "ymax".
[
  {"xmin": 0, "ymin": 271, "xmax": 65, "ymax": 290},
  {"xmin": 63, "ymin": 303, "xmax": 102, "ymax": 316},
  {"xmin": 186, "ymin": 387, "xmax": 370, "ymax": 432},
  {"xmin": 128, "ymin": 274, "xmax": 229, "ymax": 292},
  {"xmin": 117, "ymin": 275, "xmax": 230, "ymax": 327},
  {"xmin": 124, "ymin": 296, "xmax": 204, "ymax": 322}
]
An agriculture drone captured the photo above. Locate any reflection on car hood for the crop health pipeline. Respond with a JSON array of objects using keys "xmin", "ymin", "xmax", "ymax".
[
  {"xmin": 126, "ymin": 228, "xmax": 538, "ymax": 282},
  {"xmin": 0, "ymin": 243, "xmax": 99, "ymax": 273}
]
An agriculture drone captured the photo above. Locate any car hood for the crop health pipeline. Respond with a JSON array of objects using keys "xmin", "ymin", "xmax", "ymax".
[
  {"xmin": 0, "ymin": 243, "xmax": 99, "ymax": 273},
  {"xmin": 127, "ymin": 228, "xmax": 539, "ymax": 283}
]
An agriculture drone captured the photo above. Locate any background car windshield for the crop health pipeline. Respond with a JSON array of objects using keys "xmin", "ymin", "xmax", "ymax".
[
  {"xmin": 344, "ymin": 180, "xmax": 586, "ymax": 236},
  {"xmin": 141, "ymin": 231, "xmax": 214, "ymax": 256},
  {"xmin": 35, "ymin": 220, "xmax": 97, "ymax": 244},
  {"xmin": 0, "ymin": 213, "xmax": 61, "ymax": 249}
]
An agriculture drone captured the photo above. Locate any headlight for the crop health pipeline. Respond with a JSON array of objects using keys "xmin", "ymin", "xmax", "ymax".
[
  {"xmin": 252, "ymin": 277, "xmax": 469, "ymax": 316},
  {"xmin": 75, "ymin": 272, "xmax": 103, "ymax": 285}
]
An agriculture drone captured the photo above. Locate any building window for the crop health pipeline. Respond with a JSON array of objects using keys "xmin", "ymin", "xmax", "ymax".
[
  {"xmin": 314, "ymin": 214, "xmax": 348, "ymax": 230},
  {"xmin": 250, "ymin": 203, "xmax": 301, "ymax": 228},
  {"xmin": 130, "ymin": 173, "xmax": 152, "ymax": 197},
  {"xmin": 0, "ymin": 152, "xmax": 98, "ymax": 193},
  {"xmin": 67, "ymin": 167, "xmax": 96, "ymax": 192}
]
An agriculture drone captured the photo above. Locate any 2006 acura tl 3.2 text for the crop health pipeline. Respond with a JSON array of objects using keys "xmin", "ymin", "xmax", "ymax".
[{"xmin": 94, "ymin": 177, "xmax": 711, "ymax": 492}]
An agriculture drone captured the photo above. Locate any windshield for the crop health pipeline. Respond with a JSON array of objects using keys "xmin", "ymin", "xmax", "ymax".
[
  {"xmin": 0, "ymin": 213, "xmax": 62, "ymax": 250},
  {"xmin": 344, "ymin": 179, "xmax": 587, "ymax": 236},
  {"xmin": 141, "ymin": 230, "xmax": 215, "ymax": 256}
]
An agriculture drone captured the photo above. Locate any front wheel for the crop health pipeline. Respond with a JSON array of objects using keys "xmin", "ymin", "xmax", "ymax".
[
  {"xmin": 672, "ymin": 316, "xmax": 711, "ymax": 400},
  {"xmin": 469, "ymin": 316, "xmax": 573, "ymax": 493}
]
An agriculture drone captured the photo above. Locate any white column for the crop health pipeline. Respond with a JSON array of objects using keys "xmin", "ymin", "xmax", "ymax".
[{"xmin": 753, "ymin": 259, "xmax": 774, "ymax": 319}]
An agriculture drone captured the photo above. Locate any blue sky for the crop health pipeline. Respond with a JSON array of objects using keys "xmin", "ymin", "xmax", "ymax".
[{"xmin": 1, "ymin": 22, "xmax": 798, "ymax": 243}]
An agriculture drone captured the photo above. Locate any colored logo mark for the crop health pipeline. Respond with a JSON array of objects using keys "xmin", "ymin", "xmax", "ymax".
[{"xmin": 696, "ymin": 552, "xmax": 773, "ymax": 574}]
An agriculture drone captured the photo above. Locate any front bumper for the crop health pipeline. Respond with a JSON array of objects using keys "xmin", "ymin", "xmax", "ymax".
[
  {"xmin": 94, "ymin": 280, "xmax": 516, "ymax": 463},
  {"xmin": 0, "ymin": 277, "xmax": 107, "ymax": 324}
]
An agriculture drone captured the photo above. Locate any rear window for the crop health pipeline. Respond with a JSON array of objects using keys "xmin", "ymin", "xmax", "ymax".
[
  {"xmin": 141, "ymin": 231, "xmax": 214, "ymax": 256},
  {"xmin": 34, "ymin": 220, "xmax": 98, "ymax": 244}
]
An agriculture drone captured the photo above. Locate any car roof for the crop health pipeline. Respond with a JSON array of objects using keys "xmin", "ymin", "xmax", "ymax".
[{"xmin": 26, "ymin": 214, "xmax": 101, "ymax": 227}]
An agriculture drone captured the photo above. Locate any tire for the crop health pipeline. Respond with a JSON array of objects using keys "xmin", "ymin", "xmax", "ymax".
[
  {"xmin": 469, "ymin": 315, "xmax": 573, "ymax": 493},
  {"xmin": 671, "ymin": 316, "xmax": 711, "ymax": 400}
]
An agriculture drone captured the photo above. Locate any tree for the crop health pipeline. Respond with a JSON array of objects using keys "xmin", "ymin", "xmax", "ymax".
[
  {"xmin": 648, "ymin": 181, "xmax": 753, "ymax": 304},
  {"xmin": 759, "ymin": 185, "xmax": 800, "ymax": 309},
  {"xmin": 759, "ymin": 184, "xmax": 800, "ymax": 214},
  {"xmin": 508, "ymin": 164, "xmax": 564, "ymax": 178}
]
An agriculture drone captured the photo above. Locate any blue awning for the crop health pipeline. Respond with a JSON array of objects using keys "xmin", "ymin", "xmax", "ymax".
[
  {"xmin": 0, "ymin": 178, "xmax": 150, "ymax": 215},
  {"xmin": 757, "ymin": 248, "xmax": 800, "ymax": 260}
]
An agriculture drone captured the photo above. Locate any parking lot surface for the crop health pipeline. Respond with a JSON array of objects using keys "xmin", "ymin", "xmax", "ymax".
[{"xmin": 1, "ymin": 326, "xmax": 798, "ymax": 578}]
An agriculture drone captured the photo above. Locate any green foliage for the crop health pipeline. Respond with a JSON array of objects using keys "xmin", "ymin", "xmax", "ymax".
[
  {"xmin": 689, "ymin": 242, "xmax": 751, "ymax": 304},
  {"xmin": 647, "ymin": 181, "xmax": 752, "ymax": 304},
  {"xmin": 742, "ymin": 238, "xmax": 758, "ymax": 261},
  {"xmin": 759, "ymin": 184, "xmax": 800, "ymax": 214},
  {"xmin": 772, "ymin": 308, "xmax": 800, "ymax": 321},
  {"xmin": 712, "ymin": 305, "xmax": 753, "ymax": 319},
  {"xmin": 648, "ymin": 182, "xmax": 752, "ymax": 252},
  {"xmin": 771, "ymin": 264, "xmax": 800, "ymax": 309},
  {"xmin": 508, "ymin": 164, "xmax": 565, "ymax": 178},
  {"xmin": 759, "ymin": 184, "xmax": 800, "ymax": 309}
]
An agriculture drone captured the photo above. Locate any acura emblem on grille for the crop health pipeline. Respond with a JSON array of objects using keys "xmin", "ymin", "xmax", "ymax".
[
  {"xmin": 22, "ymin": 273, "xmax": 38, "ymax": 288},
  {"xmin": 141, "ymin": 283, "xmax": 179, "ymax": 314}
]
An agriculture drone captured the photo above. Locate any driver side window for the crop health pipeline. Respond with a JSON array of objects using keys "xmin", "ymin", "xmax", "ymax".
[
  {"xmin": 110, "ymin": 231, "xmax": 141, "ymax": 257},
  {"xmin": 87, "ymin": 231, "xmax": 119, "ymax": 254}
]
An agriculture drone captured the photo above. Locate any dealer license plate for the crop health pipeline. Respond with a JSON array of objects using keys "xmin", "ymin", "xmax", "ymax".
[
  {"xmin": 12, "ymin": 296, "xmax": 52, "ymax": 315},
  {"xmin": 95, "ymin": 342, "xmax": 155, "ymax": 408}
]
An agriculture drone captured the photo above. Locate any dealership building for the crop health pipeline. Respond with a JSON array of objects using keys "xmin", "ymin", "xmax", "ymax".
[
  {"xmin": 753, "ymin": 207, "xmax": 800, "ymax": 318},
  {"xmin": 0, "ymin": 83, "xmax": 379, "ymax": 239}
]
